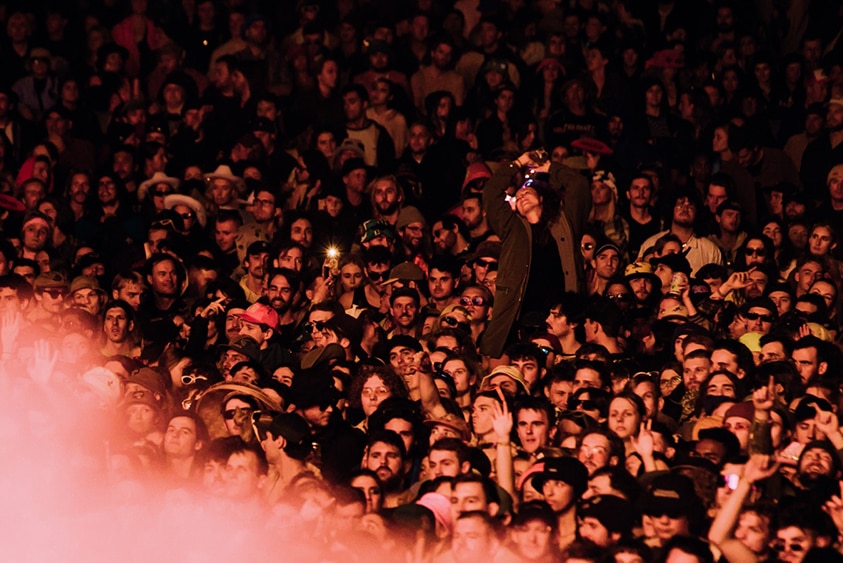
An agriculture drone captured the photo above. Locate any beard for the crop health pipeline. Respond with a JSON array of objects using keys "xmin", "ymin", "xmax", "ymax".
[{"xmin": 378, "ymin": 201, "xmax": 400, "ymax": 216}]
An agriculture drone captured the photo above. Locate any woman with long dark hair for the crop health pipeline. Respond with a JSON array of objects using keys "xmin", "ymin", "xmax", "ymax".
[{"xmin": 480, "ymin": 151, "xmax": 580, "ymax": 358}]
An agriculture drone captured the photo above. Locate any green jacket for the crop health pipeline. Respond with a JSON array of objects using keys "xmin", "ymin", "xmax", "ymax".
[{"xmin": 480, "ymin": 163, "xmax": 581, "ymax": 358}]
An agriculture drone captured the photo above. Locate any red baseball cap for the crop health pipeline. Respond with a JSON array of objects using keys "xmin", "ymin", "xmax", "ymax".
[{"xmin": 239, "ymin": 302, "xmax": 279, "ymax": 331}]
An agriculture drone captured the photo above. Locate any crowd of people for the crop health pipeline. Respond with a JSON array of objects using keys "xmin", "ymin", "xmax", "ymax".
[{"xmin": 4, "ymin": 0, "xmax": 843, "ymax": 562}]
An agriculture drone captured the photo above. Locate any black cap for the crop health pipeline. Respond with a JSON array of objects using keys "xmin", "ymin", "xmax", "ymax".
[
  {"xmin": 531, "ymin": 457, "xmax": 588, "ymax": 496},
  {"xmin": 649, "ymin": 253, "xmax": 692, "ymax": 276}
]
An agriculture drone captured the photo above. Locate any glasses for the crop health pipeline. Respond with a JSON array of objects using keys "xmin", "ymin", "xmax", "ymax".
[
  {"xmin": 254, "ymin": 198, "xmax": 275, "ymax": 208},
  {"xmin": 42, "ymin": 289, "xmax": 67, "ymax": 299},
  {"xmin": 644, "ymin": 508, "xmax": 684, "ymax": 519},
  {"xmin": 660, "ymin": 375, "xmax": 682, "ymax": 387},
  {"xmin": 745, "ymin": 247, "xmax": 766, "ymax": 256},
  {"xmin": 571, "ymin": 399, "xmax": 597, "ymax": 411},
  {"xmin": 536, "ymin": 345, "xmax": 553, "ymax": 357},
  {"xmin": 474, "ymin": 259, "xmax": 497, "ymax": 268},
  {"xmin": 772, "ymin": 542, "xmax": 806, "ymax": 553},
  {"xmin": 441, "ymin": 316, "xmax": 466, "ymax": 328},
  {"xmin": 460, "ymin": 296, "xmax": 486, "ymax": 307},
  {"xmin": 743, "ymin": 312, "xmax": 774, "ymax": 323},
  {"xmin": 581, "ymin": 242, "xmax": 594, "ymax": 252},
  {"xmin": 304, "ymin": 320, "xmax": 330, "ymax": 333},
  {"xmin": 153, "ymin": 190, "xmax": 172, "ymax": 197},
  {"xmin": 607, "ymin": 293, "xmax": 631, "ymax": 302},
  {"xmin": 223, "ymin": 406, "xmax": 253, "ymax": 420},
  {"xmin": 181, "ymin": 372, "xmax": 208, "ymax": 386},
  {"xmin": 368, "ymin": 271, "xmax": 389, "ymax": 282},
  {"xmin": 179, "ymin": 212, "xmax": 194, "ymax": 220},
  {"xmin": 578, "ymin": 444, "xmax": 608, "ymax": 457},
  {"xmin": 361, "ymin": 386, "xmax": 390, "ymax": 399}
]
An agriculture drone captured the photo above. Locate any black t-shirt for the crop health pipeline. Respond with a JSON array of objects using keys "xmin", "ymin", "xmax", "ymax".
[{"xmin": 521, "ymin": 223, "xmax": 564, "ymax": 318}]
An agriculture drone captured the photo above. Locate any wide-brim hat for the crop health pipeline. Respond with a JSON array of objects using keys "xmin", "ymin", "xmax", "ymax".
[
  {"xmin": 138, "ymin": 171, "xmax": 181, "ymax": 201},
  {"xmin": 204, "ymin": 164, "xmax": 246, "ymax": 195},
  {"xmin": 164, "ymin": 193, "xmax": 207, "ymax": 228},
  {"xmin": 194, "ymin": 382, "xmax": 282, "ymax": 440}
]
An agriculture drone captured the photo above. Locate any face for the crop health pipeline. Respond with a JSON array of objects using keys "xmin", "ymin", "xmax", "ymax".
[
  {"xmin": 573, "ymin": 368, "xmax": 602, "ymax": 393},
  {"xmin": 163, "ymin": 416, "xmax": 201, "ymax": 459},
  {"xmin": 809, "ymin": 226, "xmax": 835, "ymax": 256},
  {"xmin": 222, "ymin": 398, "xmax": 252, "ymax": 436},
  {"xmin": 627, "ymin": 178, "xmax": 652, "ymax": 208},
  {"xmin": 290, "ymin": 218, "xmax": 313, "ymax": 248},
  {"xmin": 390, "ymin": 297, "xmax": 418, "ymax": 328},
  {"xmin": 149, "ymin": 259, "xmax": 178, "ymax": 297},
  {"xmin": 514, "ymin": 186, "xmax": 541, "ymax": 217},
  {"xmin": 471, "ymin": 396, "xmax": 497, "ymax": 436},
  {"xmin": 578, "ymin": 433, "xmax": 611, "ymax": 475},
  {"xmin": 743, "ymin": 306, "xmax": 775, "ymax": 334},
  {"xmin": 366, "ymin": 441, "xmax": 403, "ymax": 488},
  {"xmin": 350, "ymin": 474, "xmax": 383, "ymax": 513},
  {"xmin": 126, "ymin": 404, "xmax": 159, "ymax": 435},
  {"xmin": 214, "ymin": 220, "xmax": 238, "ymax": 253},
  {"xmin": 451, "ymin": 516, "xmax": 496, "ymax": 561},
  {"xmin": 516, "ymin": 409, "xmax": 550, "ymax": 454},
  {"xmin": 774, "ymin": 526, "xmax": 814, "ymax": 563},
  {"xmin": 461, "ymin": 198, "xmax": 483, "ymax": 230},
  {"xmin": 460, "ymin": 288, "xmax": 490, "ymax": 322},
  {"xmin": 361, "ymin": 375, "xmax": 391, "ymax": 417},
  {"xmin": 428, "ymin": 449, "xmax": 463, "ymax": 478},
  {"xmin": 372, "ymin": 179, "xmax": 401, "ymax": 216},
  {"xmin": 104, "ymin": 307, "xmax": 132, "ymax": 343},
  {"xmin": 792, "ymin": 346, "xmax": 822, "ymax": 384},
  {"xmin": 223, "ymin": 451, "xmax": 265, "ymax": 499},
  {"xmin": 682, "ymin": 357, "xmax": 711, "ymax": 392},
  {"xmin": 608, "ymin": 397, "xmax": 640, "ymax": 440},
  {"xmin": 594, "ymin": 249, "xmax": 620, "ymax": 280},
  {"xmin": 809, "ymin": 280, "xmax": 836, "ymax": 312}
]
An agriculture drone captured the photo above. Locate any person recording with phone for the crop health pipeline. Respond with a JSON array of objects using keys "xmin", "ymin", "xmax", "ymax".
[{"xmin": 480, "ymin": 150, "xmax": 581, "ymax": 360}]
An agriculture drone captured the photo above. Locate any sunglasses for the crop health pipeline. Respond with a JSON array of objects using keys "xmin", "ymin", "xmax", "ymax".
[
  {"xmin": 743, "ymin": 312, "xmax": 774, "ymax": 323},
  {"xmin": 441, "ymin": 316, "xmax": 467, "ymax": 328},
  {"xmin": 303, "ymin": 320, "xmax": 330, "ymax": 333},
  {"xmin": 644, "ymin": 508, "xmax": 684, "ymax": 519},
  {"xmin": 581, "ymin": 242, "xmax": 594, "ymax": 252},
  {"xmin": 745, "ymin": 248, "xmax": 766, "ymax": 256},
  {"xmin": 179, "ymin": 212, "xmax": 195, "ymax": 220},
  {"xmin": 181, "ymin": 372, "xmax": 208, "ymax": 386},
  {"xmin": 536, "ymin": 345, "xmax": 554, "ymax": 356},
  {"xmin": 570, "ymin": 399, "xmax": 597, "ymax": 410},
  {"xmin": 368, "ymin": 271, "xmax": 389, "ymax": 282},
  {"xmin": 460, "ymin": 296, "xmax": 486, "ymax": 307},
  {"xmin": 772, "ymin": 542, "xmax": 805, "ymax": 553},
  {"xmin": 42, "ymin": 289, "xmax": 67, "ymax": 299},
  {"xmin": 607, "ymin": 293, "xmax": 631, "ymax": 302},
  {"xmin": 222, "ymin": 406, "xmax": 253, "ymax": 420},
  {"xmin": 153, "ymin": 190, "xmax": 172, "ymax": 197},
  {"xmin": 474, "ymin": 258, "xmax": 497, "ymax": 268}
]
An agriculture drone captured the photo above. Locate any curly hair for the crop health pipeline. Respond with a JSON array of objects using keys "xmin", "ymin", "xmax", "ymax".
[{"xmin": 348, "ymin": 364, "xmax": 409, "ymax": 409}]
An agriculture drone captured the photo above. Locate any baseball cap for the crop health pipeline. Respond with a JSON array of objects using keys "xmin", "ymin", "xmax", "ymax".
[
  {"xmin": 253, "ymin": 411, "xmax": 311, "ymax": 459},
  {"xmin": 360, "ymin": 219, "xmax": 395, "ymax": 243},
  {"xmin": 423, "ymin": 412, "xmax": 470, "ymax": 442},
  {"xmin": 639, "ymin": 473, "xmax": 700, "ymax": 517},
  {"xmin": 531, "ymin": 457, "xmax": 588, "ymax": 496},
  {"xmin": 624, "ymin": 261, "xmax": 658, "ymax": 282},
  {"xmin": 239, "ymin": 302, "xmax": 280, "ymax": 331},
  {"xmin": 383, "ymin": 262, "xmax": 425, "ymax": 285},
  {"xmin": 579, "ymin": 495, "xmax": 634, "ymax": 535},
  {"xmin": 217, "ymin": 335, "xmax": 261, "ymax": 363},
  {"xmin": 649, "ymin": 253, "xmax": 692, "ymax": 276}
]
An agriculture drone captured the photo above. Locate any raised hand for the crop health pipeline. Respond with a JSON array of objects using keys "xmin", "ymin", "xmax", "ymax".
[
  {"xmin": 0, "ymin": 310, "xmax": 20, "ymax": 356},
  {"xmin": 491, "ymin": 389, "xmax": 513, "ymax": 443},
  {"xmin": 630, "ymin": 419, "xmax": 655, "ymax": 459},
  {"xmin": 742, "ymin": 454, "xmax": 779, "ymax": 484},
  {"xmin": 28, "ymin": 339, "xmax": 58, "ymax": 386},
  {"xmin": 824, "ymin": 481, "xmax": 843, "ymax": 532},
  {"xmin": 813, "ymin": 403, "xmax": 840, "ymax": 437},
  {"xmin": 752, "ymin": 376, "xmax": 776, "ymax": 414}
]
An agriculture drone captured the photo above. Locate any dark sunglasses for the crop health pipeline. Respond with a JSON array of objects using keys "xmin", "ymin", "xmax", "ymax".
[
  {"xmin": 474, "ymin": 258, "xmax": 497, "ymax": 268},
  {"xmin": 223, "ymin": 406, "xmax": 253, "ymax": 420},
  {"xmin": 368, "ymin": 271, "xmax": 389, "ymax": 282},
  {"xmin": 536, "ymin": 345, "xmax": 554, "ymax": 356},
  {"xmin": 570, "ymin": 399, "xmax": 597, "ymax": 410},
  {"xmin": 743, "ymin": 312, "xmax": 774, "ymax": 323},
  {"xmin": 460, "ymin": 296, "xmax": 486, "ymax": 307},
  {"xmin": 441, "ymin": 316, "xmax": 465, "ymax": 328},
  {"xmin": 153, "ymin": 190, "xmax": 172, "ymax": 197},
  {"xmin": 581, "ymin": 242, "xmax": 594, "ymax": 251},
  {"xmin": 42, "ymin": 289, "xmax": 67, "ymax": 299},
  {"xmin": 304, "ymin": 320, "xmax": 330, "ymax": 332},
  {"xmin": 644, "ymin": 508, "xmax": 684, "ymax": 520},
  {"xmin": 607, "ymin": 293, "xmax": 631, "ymax": 302},
  {"xmin": 772, "ymin": 542, "xmax": 805, "ymax": 553},
  {"xmin": 179, "ymin": 212, "xmax": 194, "ymax": 220},
  {"xmin": 745, "ymin": 248, "xmax": 766, "ymax": 256}
]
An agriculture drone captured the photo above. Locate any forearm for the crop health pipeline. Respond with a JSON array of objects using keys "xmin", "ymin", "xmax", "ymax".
[
  {"xmin": 495, "ymin": 442, "xmax": 515, "ymax": 504},
  {"xmin": 417, "ymin": 368, "xmax": 446, "ymax": 419},
  {"xmin": 708, "ymin": 480, "xmax": 752, "ymax": 545}
]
